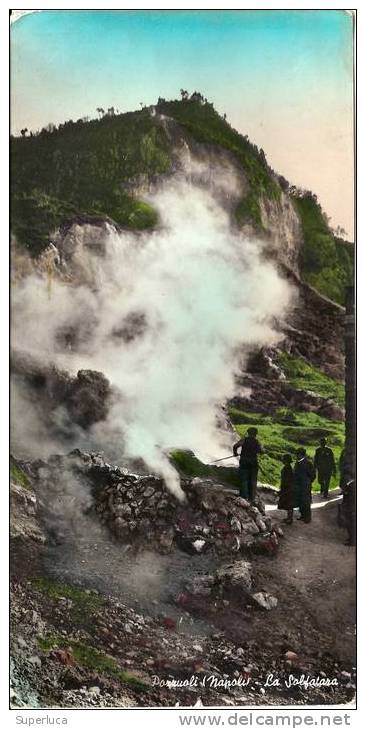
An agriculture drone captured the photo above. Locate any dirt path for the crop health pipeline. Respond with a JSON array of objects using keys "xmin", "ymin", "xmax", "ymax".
[{"xmin": 245, "ymin": 490, "xmax": 356, "ymax": 665}]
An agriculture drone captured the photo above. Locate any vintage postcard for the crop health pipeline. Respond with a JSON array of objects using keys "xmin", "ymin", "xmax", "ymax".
[{"xmin": 9, "ymin": 7, "xmax": 356, "ymax": 716}]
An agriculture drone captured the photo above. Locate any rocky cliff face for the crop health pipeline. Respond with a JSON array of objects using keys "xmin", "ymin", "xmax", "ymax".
[{"xmin": 152, "ymin": 112, "xmax": 304, "ymax": 276}]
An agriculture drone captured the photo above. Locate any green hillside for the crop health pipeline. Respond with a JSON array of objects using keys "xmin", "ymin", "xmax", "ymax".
[
  {"xmin": 172, "ymin": 359, "xmax": 345, "ymax": 493},
  {"xmin": 292, "ymin": 192, "xmax": 354, "ymax": 305},
  {"xmin": 11, "ymin": 95, "xmax": 353, "ymax": 303},
  {"xmin": 11, "ymin": 109, "xmax": 171, "ymax": 256}
]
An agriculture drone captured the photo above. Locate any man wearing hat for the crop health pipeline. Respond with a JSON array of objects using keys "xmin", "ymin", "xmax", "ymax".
[{"xmin": 233, "ymin": 427, "xmax": 263, "ymax": 502}]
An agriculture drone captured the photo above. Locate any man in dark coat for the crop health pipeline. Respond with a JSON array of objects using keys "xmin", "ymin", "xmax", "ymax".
[
  {"xmin": 294, "ymin": 447, "xmax": 316, "ymax": 523},
  {"xmin": 314, "ymin": 437, "xmax": 336, "ymax": 498},
  {"xmin": 233, "ymin": 427, "xmax": 263, "ymax": 502},
  {"xmin": 278, "ymin": 454, "xmax": 294, "ymax": 524}
]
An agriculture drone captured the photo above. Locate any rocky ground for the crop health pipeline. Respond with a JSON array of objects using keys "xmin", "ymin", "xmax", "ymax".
[{"xmin": 10, "ymin": 453, "xmax": 356, "ymax": 709}]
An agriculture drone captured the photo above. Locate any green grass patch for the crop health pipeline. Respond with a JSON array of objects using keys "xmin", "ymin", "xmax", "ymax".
[
  {"xmin": 170, "ymin": 449, "xmax": 240, "ymax": 489},
  {"xmin": 37, "ymin": 634, "xmax": 60, "ymax": 651},
  {"xmin": 37, "ymin": 634, "xmax": 148, "ymax": 691},
  {"xmin": 278, "ymin": 352, "xmax": 345, "ymax": 406},
  {"xmin": 171, "ymin": 407, "xmax": 344, "ymax": 493},
  {"xmin": 230, "ymin": 408, "xmax": 344, "ymax": 492},
  {"xmin": 292, "ymin": 192, "xmax": 353, "ymax": 305},
  {"xmin": 31, "ymin": 577, "xmax": 105, "ymax": 624},
  {"xmin": 235, "ymin": 193, "xmax": 263, "ymax": 229},
  {"xmin": 10, "ymin": 460, "xmax": 32, "ymax": 491}
]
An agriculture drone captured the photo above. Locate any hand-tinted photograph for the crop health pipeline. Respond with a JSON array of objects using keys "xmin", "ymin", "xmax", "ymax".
[{"xmin": 10, "ymin": 9, "xmax": 355, "ymax": 709}]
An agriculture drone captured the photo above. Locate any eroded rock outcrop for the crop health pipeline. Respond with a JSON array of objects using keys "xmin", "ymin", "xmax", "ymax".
[{"xmin": 11, "ymin": 350, "xmax": 113, "ymax": 432}]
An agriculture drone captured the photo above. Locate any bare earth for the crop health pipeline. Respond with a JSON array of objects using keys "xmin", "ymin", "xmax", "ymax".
[
  {"xmin": 251, "ymin": 491, "xmax": 356, "ymax": 665},
  {"xmin": 10, "ymin": 486, "xmax": 356, "ymax": 707}
]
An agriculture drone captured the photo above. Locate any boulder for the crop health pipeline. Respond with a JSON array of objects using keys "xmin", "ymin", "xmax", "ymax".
[
  {"xmin": 215, "ymin": 561, "xmax": 253, "ymax": 595},
  {"xmin": 251, "ymin": 592, "xmax": 278, "ymax": 611}
]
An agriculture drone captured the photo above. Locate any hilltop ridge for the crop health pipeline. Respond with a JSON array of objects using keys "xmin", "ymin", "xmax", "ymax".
[{"xmin": 11, "ymin": 94, "xmax": 353, "ymax": 305}]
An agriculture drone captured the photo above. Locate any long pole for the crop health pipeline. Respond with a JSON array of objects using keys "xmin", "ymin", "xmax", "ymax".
[
  {"xmin": 208, "ymin": 455, "xmax": 271, "ymax": 481},
  {"xmin": 208, "ymin": 455, "xmax": 237, "ymax": 464}
]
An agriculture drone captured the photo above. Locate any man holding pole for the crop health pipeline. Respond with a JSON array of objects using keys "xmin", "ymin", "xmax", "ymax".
[{"xmin": 233, "ymin": 427, "xmax": 263, "ymax": 502}]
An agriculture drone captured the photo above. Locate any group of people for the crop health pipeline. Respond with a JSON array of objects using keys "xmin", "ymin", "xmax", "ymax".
[{"xmin": 233, "ymin": 428, "xmax": 337, "ymax": 526}]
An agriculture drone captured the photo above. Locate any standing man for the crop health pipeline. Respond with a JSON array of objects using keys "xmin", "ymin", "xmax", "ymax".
[
  {"xmin": 294, "ymin": 447, "xmax": 316, "ymax": 523},
  {"xmin": 314, "ymin": 437, "xmax": 336, "ymax": 498},
  {"xmin": 277, "ymin": 454, "xmax": 295, "ymax": 524},
  {"xmin": 233, "ymin": 427, "xmax": 263, "ymax": 502}
]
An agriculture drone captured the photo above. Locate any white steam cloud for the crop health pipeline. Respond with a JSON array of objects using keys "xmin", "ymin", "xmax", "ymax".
[{"xmin": 11, "ymin": 166, "xmax": 292, "ymax": 498}]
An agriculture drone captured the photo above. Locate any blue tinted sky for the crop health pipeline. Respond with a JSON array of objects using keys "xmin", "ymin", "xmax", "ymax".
[{"xmin": 11, "ymin": 10, "xmax": 354, "ymax": 236}]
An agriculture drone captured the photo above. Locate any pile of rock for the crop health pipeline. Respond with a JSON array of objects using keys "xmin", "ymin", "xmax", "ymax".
[
  {"xmin": 21, "ymin": 450, "xmax": 282, "ymax": 558},
  {"xmin": 84, "ymin": 453, "xmax": 282, "ymax": 556}
]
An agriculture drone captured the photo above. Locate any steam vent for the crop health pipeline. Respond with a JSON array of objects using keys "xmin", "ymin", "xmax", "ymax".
[{"xmin": 10, "ymin": 7, "xmax": 355, "ymax": 707}]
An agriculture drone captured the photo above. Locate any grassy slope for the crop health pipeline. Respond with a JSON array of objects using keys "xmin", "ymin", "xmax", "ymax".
[
  {"xmin": 229, "ymin": 408, "xmax": 344, "ymax": 491},
  {"xmin": 10, "ymin": 460, "xmax": 32, "ymax": 491},
  {"xmin": 292, "ymin": 193, "xmax": 354, "ymax": 306},
  {"xmin": 11, "ymin": 109, "xmax": 171, "ymax": 255},
  {"xmin": 33, "ymin": 577, "xmax": 147, "ymax": 691},
  {"xmin": 172, "ymin": 353, "xmax": 344, "ymax": 493},
  {"xmin": 170, "ymin": 450, "xmax": 240, "ymax": 489},
  {"xmin": 278, "ymin": 352, "xmax": 345, "ymax": 406}
]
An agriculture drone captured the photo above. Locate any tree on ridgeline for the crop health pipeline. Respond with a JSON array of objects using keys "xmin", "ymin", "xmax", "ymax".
[{"xmin": 190, "ymin": 91, "xmax": 204, "ymax": 103}]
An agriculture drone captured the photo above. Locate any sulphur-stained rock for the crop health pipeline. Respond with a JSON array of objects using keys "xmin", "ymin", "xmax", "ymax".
[{"xmin": 184, "ymin": 560, "xmax": 253, "ymax": 603}]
